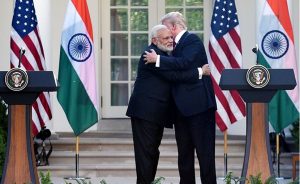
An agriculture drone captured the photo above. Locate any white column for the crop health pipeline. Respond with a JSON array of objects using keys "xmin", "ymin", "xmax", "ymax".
[
  {"xmin": 0, "ymin": 1, "xmax": 14, "ymax": 70},
  {"xmin": 34, "ymin": 0, "xmax": 52, "ymax": 70},
  {"xmin": 34, "ymin": 0, "xmax": 54, "ymax": 130}
]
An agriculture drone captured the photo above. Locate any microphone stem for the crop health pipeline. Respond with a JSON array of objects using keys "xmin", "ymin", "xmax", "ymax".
[
  {"xmin": 18, "ymin": 49, "xmax": 25, "ymax": 68},
  {"xmin": 18, "ymin": 55, "xmax": 22, "ymax": 68}
]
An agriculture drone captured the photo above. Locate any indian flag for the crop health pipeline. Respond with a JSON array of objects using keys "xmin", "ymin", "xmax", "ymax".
[
  {"xmin": 257, "ymin": 0, "xmax": 299, "ymax": 133},
  {"xmin": 57, "ymin": 0, "xmax": 98, "ymax": 136}
]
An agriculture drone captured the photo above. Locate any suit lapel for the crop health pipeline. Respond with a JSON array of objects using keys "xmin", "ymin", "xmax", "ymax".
[{"xmin": 173, "ymin": 31, "xmax": 189, "ymax": 53}]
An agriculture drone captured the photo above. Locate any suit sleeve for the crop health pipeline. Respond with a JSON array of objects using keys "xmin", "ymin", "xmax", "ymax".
[
  {"xmin": 142, "ymin": 44, "xmax": 199, "ymax": 83},
  {"xmin": 144, "ymin": 62, "xmax": 199, "ymax": 83},
  {"xmin": 153, "ymin": 68, "xmax": 199, "ymax": 83},
  {"xmin": 159, "ymin": 34, "xmax": 208, "ymax": 70}
]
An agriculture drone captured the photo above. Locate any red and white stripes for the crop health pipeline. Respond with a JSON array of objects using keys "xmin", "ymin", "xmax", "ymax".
[
  {"xmin": 209, "ymin": 26, "xmax": 245, "ymax": 131},
  {"xmin": 10, "ymin": 27, "xmax": 52, "ymax": 135}
]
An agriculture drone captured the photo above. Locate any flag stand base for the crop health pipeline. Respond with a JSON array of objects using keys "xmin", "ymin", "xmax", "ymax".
[
  {"xmin": 63, "ymin": 138, "xmax": 91, "ymax": 181},
  {"xmin": 64, "ymin": 177, "xmax": 91, "ymax": 180}
]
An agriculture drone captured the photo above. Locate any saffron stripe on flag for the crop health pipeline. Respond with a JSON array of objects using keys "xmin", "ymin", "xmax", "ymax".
[
  {"xmin": 57, "ymin": 0, "xmax": 98, "ymax": 136},
  {"xmin": 257, "ymin": 0, "xmax": 299, "ymax": 133}
]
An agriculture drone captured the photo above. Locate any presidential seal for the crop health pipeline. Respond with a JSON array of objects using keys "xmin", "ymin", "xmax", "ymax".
[
  {"xmin": 246, "ymin": 65, "xmax": 270, "ymax": 88},
  {"xmin": 5, "ymin": 68, "xmax": 28, "ymax": 91}
]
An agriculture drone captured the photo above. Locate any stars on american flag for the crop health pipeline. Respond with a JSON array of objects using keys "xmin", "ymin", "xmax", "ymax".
[
  {"xmin": 11, "ymin": 0, "xmax": 52, "ymax": 136},
  {"xmin": 211, "ymin": 0, "xmax": 239, "ymax": 39},
  {"xmin": 12, "ymin": 0, "xmax": 37, "ymax": 37},
  {"xmin": 209, "ymin": 0, "xmax": 245, "ymax": 131}
]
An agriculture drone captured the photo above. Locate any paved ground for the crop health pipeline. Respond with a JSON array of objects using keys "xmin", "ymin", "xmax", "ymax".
[{"xmin": 51, "ymin": 177, "xmax": 294, "ymax": 184}]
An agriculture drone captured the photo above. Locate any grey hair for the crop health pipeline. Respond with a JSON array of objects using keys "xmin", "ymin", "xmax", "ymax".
[
  {"xmin": 161, "ymin": 12, "xmax": 187, "ymax": 30},
  {"xmin": 150, "ymin": 24, "xmax": 168, "ymax": 39}
]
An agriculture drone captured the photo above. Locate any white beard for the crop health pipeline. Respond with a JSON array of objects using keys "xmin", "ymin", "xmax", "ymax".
[{"xmin": 157, "ymin": 42, "xmax": 173, "ymax": 53}]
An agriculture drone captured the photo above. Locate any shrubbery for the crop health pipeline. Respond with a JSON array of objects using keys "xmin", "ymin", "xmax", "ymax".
[{"xmin": 0, "ymin": 98, "xmax": 8, "ymax": 178}]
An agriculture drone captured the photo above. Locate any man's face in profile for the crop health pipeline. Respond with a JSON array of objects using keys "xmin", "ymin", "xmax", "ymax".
[{"xmin": 155, "ymin": 29, "xmax": 173, "ymax": 52}]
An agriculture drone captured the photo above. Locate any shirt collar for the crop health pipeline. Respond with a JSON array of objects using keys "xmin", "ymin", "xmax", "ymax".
[{"xmin": 175, "ymin": 30, "xmax": 187, "ymax": 44}]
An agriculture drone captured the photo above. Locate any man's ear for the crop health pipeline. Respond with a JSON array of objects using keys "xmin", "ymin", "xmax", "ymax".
[
  {"xmin": 152, "ymin": 37, "xmax": 158, "ymax": 45},
  {"xmin": 172, "ymin": 24, "xmax": 177, "ymax": 32}
]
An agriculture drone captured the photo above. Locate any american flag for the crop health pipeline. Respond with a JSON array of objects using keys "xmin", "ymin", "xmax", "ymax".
[
  {"xmin": 11, "ymin": 0, "xmax": 52, "ymax": 135},
  {"xmin": 208, "ymin": 0, "xmax": 245, "ymax": 131}
]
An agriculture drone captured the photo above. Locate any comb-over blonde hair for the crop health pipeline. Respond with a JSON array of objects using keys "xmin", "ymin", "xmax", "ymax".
[{"xmin": 161, "ymin": 12, "xmax": 187, "ymax": 30}]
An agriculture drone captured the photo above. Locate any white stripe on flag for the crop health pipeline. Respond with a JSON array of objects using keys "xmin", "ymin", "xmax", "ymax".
[
  {"xmin": 209, "ymin": 35, "xmax": 231, "ymax": 69},
  {"xmin": 11, "ymin": 29, "xmax": 40, "ymax": 70},
  {"xmin": 223, "ymin": 32, "xmax": 242, "ymax": 67},
  {"xmin": 32, "ymin": 108, "xmax": 42, "ymax": 131},
  {"xmin": 28, "ymin": 32, "xmax": 46, "ymax": 69}
]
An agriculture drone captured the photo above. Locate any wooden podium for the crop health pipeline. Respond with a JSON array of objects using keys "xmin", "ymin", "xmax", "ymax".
[
  {"xmin": 0, "ymin": 71, "xmax": 57, "ymax": 184},
  {"xmin": 219, "ymin": 69, "xmax": 296, "ymax": 182}
]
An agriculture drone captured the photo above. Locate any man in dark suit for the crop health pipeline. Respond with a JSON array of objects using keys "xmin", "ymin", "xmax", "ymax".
[
  {"xmin": 144, "ymin": 12, "xmax": 217, "ymax": 184},
  {"xmin": 126, "ymin": 24, "xmax": 211, "ymax": 184}
]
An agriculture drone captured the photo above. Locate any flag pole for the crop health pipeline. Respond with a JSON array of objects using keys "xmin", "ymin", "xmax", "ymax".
[
  {"xmin": 76, "ymin": 136, "xmax": 79, "ymax": 178},
  {"xmin": 74, "ymin": 136, "xmax": 90, "ymax": 179},
  {"xmin": 224, "ymin": 130, "xmax": 228, "ymax": 176},
  {"xmin": 276, "ymin": 133, "xmax": 280, "ymax": 177},
  {"xmin": 64, "ymin": 136, "xmax": 90, "ymax": 180}
]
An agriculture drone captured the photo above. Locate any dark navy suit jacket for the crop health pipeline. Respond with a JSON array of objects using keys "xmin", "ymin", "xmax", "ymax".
[
  {"xmin": 159, "ymin": 32, "xmax": 217, "ymax": 117},
  {"xmin": 126, "ymin": 43, "xmax": 199, "ymax": 125}
]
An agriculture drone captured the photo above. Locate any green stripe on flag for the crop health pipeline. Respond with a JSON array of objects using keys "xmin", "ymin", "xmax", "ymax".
[
  {"xmin": 258, "ymin": 51, "xmax": 299, "ymax": 133},
  {"xmin": 57, "ymin": 47, "xmax": 98, "ymax": 136},
  {"xmin": 269, "ymin": 90, "xmax": 299, "ymax": 133}
]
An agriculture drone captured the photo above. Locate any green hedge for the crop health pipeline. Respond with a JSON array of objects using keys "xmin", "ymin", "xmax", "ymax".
[{"xmin": 0, "ymin": 98, "xmax": 8, "ymax": 178}]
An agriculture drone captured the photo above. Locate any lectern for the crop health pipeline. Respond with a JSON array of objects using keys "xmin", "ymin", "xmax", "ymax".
[
  {"xmin": 0, "ymin": 71, "xmax": 57, "ymax": 184},
  {"xmin": 219, "ymin": 68, "xmax": 296, "ymax": 182}
]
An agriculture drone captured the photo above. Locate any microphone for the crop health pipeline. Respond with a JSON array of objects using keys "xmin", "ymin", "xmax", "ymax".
[
  {"xmin": 252, "ymin": 44, "xmax": 259, "ymax": 65},
  {"xmin": 18, "ymin": 47, "xmax": 26, "ymax": 68},
  {"xmin": 252, "ymin": 44, "xmax": 258, "ymax": 53}
]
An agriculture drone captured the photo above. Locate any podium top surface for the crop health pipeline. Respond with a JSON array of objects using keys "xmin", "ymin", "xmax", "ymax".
[
  {"xmin": 219, "ymin": 69, "xmax": 296, "ymax": 90},
  {"xmin": 0, "ymin": 71, "xmax": 58, "ymax": 93}
]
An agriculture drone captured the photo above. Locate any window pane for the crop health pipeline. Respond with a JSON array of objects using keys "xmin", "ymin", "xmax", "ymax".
[
  {"xmin": 111, "ymin": 34, "xmax": 128, "ymax": 56},
  {"xmin": 130, "ymin": 83, "xmax": 134, "ymax": 94},
  {"xmin": 130, "ymin": 9, "xmax": 148, "ymax": 31},
  {"xmin": 111, "ymin": 84, "xmax": 128, "ymax": 106},
  {"xmin": 111, "ymin": 0, "xmax": 127, "ymax": 6},
  {"xmin": 111, "ymin": 59, "xmax": 128, "ymax": 81},
  {"xmin": 111, "ymin": 9, "xmax": 128, "ymax": 31},
  {"xmin": 131, "ymin": 58, "xmax": 139, "ymax": 81},
  {"xmin": 131, "ymin": 0, "xmax": 147, "ymax": 6},
  {"xmin": 165, "ymin": 8, "xmax": 183, "ymax": 14},
  {"xmin": 185, "ymin": 0, "xmax": 203, "ymax": 6},
  {"xmin": 186, "ymin": 8, "xmax": 203, "ymax": 31},
  {"xmin": 131, "ymin": 34, "xmax": 148, "ymax": 56},
  {"xmin": 198, "ymin": 33, "xmax": 203, "ymax": 41},
  {"xmin": 166, "ymin": 0, "xmax": 183, "ymax": 6}
]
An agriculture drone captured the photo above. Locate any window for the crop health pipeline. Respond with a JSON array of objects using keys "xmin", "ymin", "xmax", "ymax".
[{"xmin": 101, "ymin": 0, "xmax": 209, "ymax": 118}]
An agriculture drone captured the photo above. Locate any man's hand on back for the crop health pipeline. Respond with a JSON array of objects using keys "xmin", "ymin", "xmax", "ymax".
[
  {"xmin": 144, "ymin": 49, "xmax": 157, "ymax": 64},
  {"xmin": 202, "ymin": 64, "xmax": 211, "ymax": 76}
]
